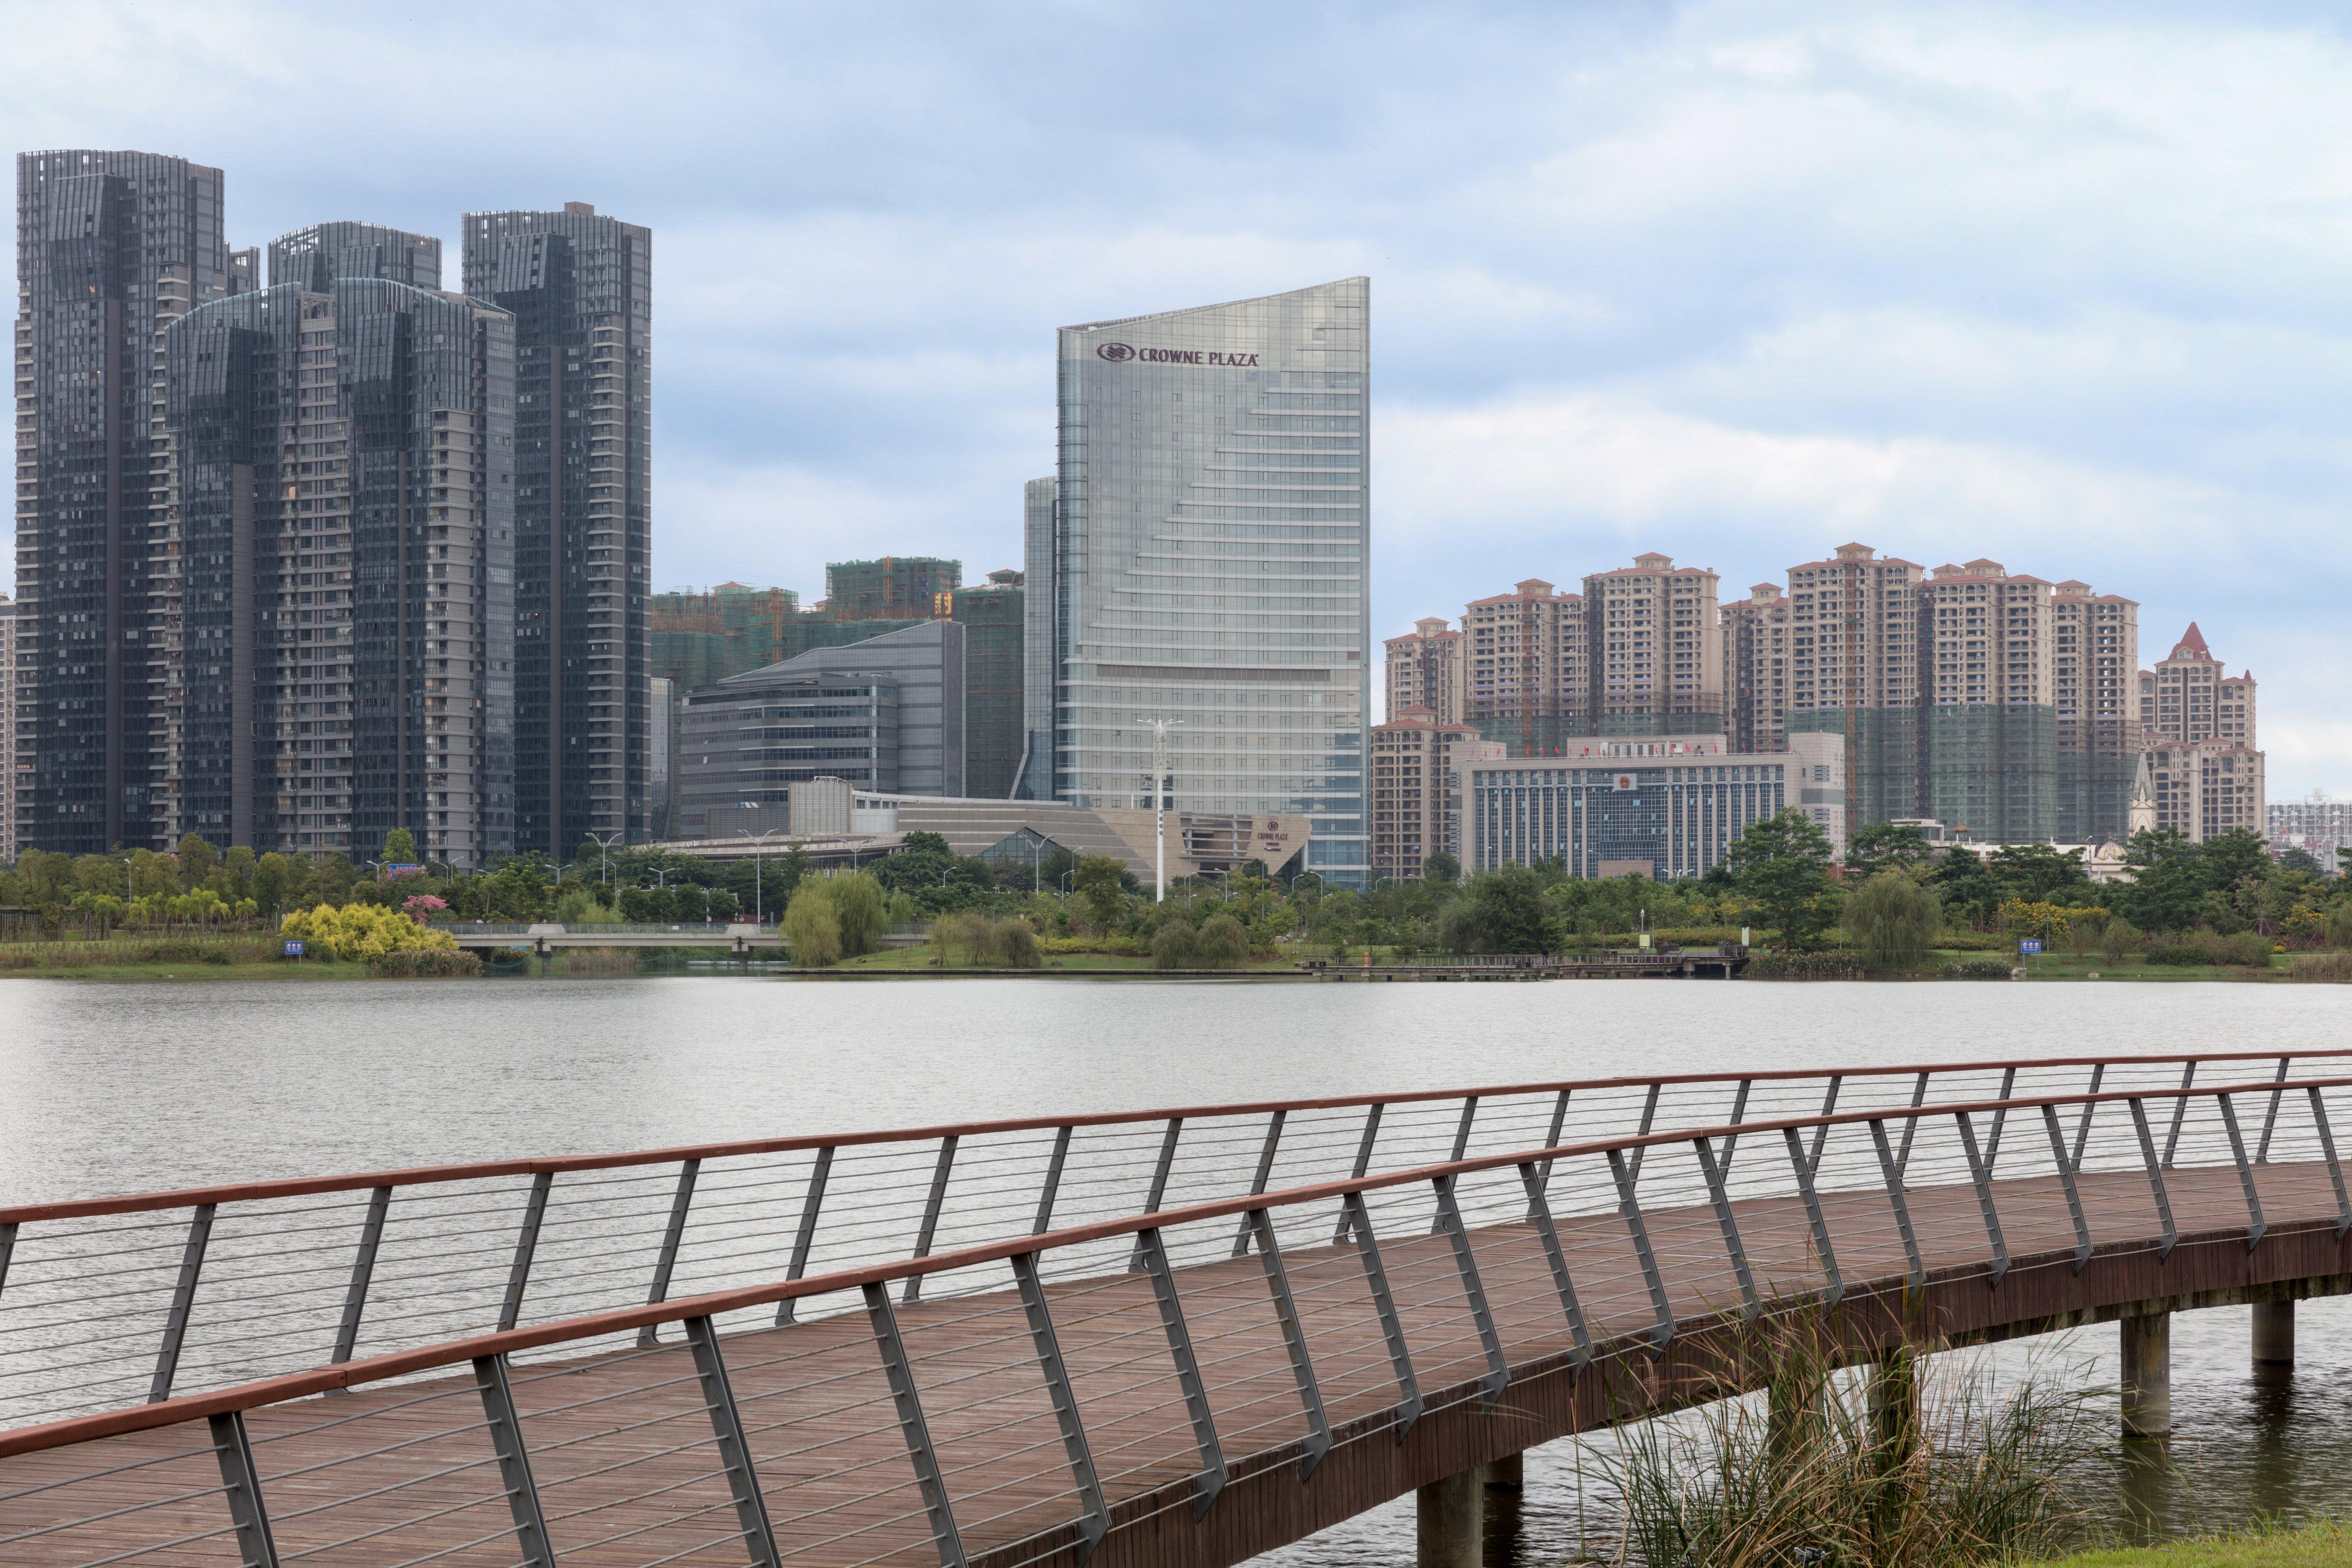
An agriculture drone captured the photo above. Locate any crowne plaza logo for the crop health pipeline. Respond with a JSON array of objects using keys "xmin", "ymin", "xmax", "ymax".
[{"xmin": 1095, "ymin": 341, "xmax": 1261, "ymax": 367}]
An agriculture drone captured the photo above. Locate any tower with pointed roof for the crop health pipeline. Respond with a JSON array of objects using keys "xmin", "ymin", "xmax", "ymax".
[{"xmin": 2136, "ymin": 621, "xmax": 2262, "ymax": 842}]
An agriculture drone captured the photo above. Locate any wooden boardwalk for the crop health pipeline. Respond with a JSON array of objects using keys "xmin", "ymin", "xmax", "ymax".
[{"xmin": 7, "ymin": 1158, "xmax": 2350, "ymax": 1568}]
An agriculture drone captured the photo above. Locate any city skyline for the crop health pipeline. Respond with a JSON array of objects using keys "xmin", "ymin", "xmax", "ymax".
[{"xmin": 8, "ymin": 5, "xmax": 2352, "ymax": 802}]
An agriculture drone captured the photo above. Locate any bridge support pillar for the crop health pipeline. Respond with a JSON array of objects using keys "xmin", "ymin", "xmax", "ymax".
[
  {"xmin": 1416, "ymin": 1466, "xmax": 1481, "ymax": 1568},
  {"xmin": 2120, "ymin": 1311, "xmax": 2170, "ymax": 1440},
  {"xmin": 2252, "ymin": 1299, "xmax": 2294, "ymax": 1368}
]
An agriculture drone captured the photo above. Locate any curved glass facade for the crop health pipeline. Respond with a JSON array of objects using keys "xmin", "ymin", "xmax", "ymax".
[{"xmin": 1042, "ymin": 278, "xmax": 1370, "ymax": 882}]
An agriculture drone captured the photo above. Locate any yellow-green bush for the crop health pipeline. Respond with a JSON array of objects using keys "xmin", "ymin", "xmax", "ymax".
[{"xmin": 281, "ymin": 904, "xmax": 457, "ymax": 962}]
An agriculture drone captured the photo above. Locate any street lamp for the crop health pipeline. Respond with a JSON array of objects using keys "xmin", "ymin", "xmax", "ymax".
[
  {"xmin": 1059, "ymin": 869, "xmax": 1077, "ymax": 898},
  {"xmin": 1202, "ymin": 869, "xmax": 1232, "ymax": 903},
  {"xmin": 586, "ymin": 831, "xmax": 622, "ymax": 886},
  {"xmin": 751, "ymin": 828, "xmax": 787, "ymax": 924}
]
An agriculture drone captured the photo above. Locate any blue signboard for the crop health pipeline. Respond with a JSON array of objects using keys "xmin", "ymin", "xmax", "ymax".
[
  {"xmin": 2018, "ymin": 939, "xmax": 2042, "ymax": 955},
  {"xmin": 284, "ymin": 940, "xmax": 305, "ymax": 957}
]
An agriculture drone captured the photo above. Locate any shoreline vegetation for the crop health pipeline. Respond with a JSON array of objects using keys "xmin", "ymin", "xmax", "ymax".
[
  {"xmin": 2047, "ymin": 1523, "xmax": 2352, "ymax": 1568},
  {"xmin": 5, "ymin": 816, "xmax": 2348, "ymax": 982}
]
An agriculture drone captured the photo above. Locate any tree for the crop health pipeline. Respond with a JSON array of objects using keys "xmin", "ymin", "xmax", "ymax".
[
  {"xmin": 1073, "ymin": 855, "xmax": 1129, "ymax": 931},
  {"xmin": 828, "ymin": 871, "xmax": 888, "ymax": 956},
  {"xmin": 1421, "ymin": 850, "xmax": 1460, "ymax": 885},
  {"xmin": 176, "ymin": 834, "xmax": 218, "ymax": 891},
  {"xmin": 1985, "ymin": 843, "xmax": 2090, "ymax": 903},
  {"xmin": 2279, "ymin": 846, "xmax": 2326, "ymax": 877},
  {"xmin": 782, "ymin": 883, "xmax": 842, "ymax": 966},
  {"xmin": 250, "ymin": 853, "xmax": 294, "ymax": 920},
  {"xmin": 1928, "ymin": 847, "xmax": 2002, "ymax": 927},
  {"xmin": 1195, "ymin": 912, "xmax": 1250, "ymax": 968},
  {"xmin": 1841, "ymin": 873, "xmax": 1941, "ymax": 969},
  {"xmin": 1726, "ymin": 809, "xmax": 1839, "ymax": 950},
  {"xmin": 382, "ymin": 828, "xmax": 418, "ymax": 864},
  {"xmin": 1152, "ymin": 918, "xmax": 1198, "ymax": 969},
  {"xmin": 2114, "ymin": 829, "xmax": 2205, "ymax": 934},
  {"xmin": 2200, "ymin": 828, "xmax": 2270, "ymax": 892},
  {"xmin": 1847, "ymin": 824, "xmax": 1934, "ymax": 879},
  {"xmin": 1454, "ymin": 866, "xmax": 1550, "ymax": 953},
  {"xmin": 302, "ymin": 853, "xmax": 358, "ymax": 909}
]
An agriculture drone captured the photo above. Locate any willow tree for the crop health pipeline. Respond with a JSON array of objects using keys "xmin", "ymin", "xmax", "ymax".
[{"xmin": 1840, "ymin": 872, "xmax": 1941, "ymax": 969}]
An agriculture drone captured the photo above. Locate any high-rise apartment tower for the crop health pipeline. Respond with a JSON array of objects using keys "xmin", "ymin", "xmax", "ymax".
[
  {"xmin": 161, "ymin": 262, "xmax": 517, "ymax": 865},
  {"xmin": 1036, "ymin": 279, "xmax": 1370, "ymax": 883},
  {"xmin": 1582, "ymin": 554, "xmax": 1722, "ymax": 735},
  {"xmin": 1463, "ymin": 580, "xmax": 1585, "ymax": 748},
  {"xmin": 1384, "ymin": 616, "xmax": 1463, "ymax": 726},
  {"xmin": 463, "ymin": 202, "xmax": 651, "ymax": 855},
  {"xmin": 14, "ymin": 149, "xmax": 240, "ymax": 853}
]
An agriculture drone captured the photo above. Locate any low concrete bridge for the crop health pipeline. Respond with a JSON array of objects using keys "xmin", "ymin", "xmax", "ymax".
[{"xmin": 3, "ymin": 1052, "xmax": 2348, "ymax": 1568}]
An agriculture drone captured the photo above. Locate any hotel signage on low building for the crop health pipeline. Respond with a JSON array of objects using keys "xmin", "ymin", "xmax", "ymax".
[{"xmin": 1095, "ymin": 342, "xmax": 1261, "ymax": 367}]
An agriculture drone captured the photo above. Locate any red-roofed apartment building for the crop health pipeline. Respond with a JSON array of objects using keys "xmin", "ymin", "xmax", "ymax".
[{"xmin": 2138, "ymin": 623, "xmax": 2263, "ymax": 843}]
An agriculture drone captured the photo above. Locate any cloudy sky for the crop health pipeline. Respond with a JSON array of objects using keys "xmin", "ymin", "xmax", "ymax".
[{"xmin": 9, "ymin": 1, "xmax": 2350, "ymax": 792}]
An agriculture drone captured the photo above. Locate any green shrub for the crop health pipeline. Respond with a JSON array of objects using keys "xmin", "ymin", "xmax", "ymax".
[
  {"xmin": 2146, "ymin": 930, "xmax": 2274, "ymax": 968},
  {"xmin": 2292, "ymin": 952, "xmax": 2352, "ymax": 983},
  {"xmin": 371, "ymin": 948, "xmax": 485, "ymax": 978},
  {"xmin": 1151, "ymin": 919, "xmax": 1197, "ymax": 969},
  {"xmin": 1746, "ymin": 950, "xmax": 1863, "ymax": 979},
  {"xmin": 1939, "ymin": 959, "xmax": 2015, "ymax": 980}
]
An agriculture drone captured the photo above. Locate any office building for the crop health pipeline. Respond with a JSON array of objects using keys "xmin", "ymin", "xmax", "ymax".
[
  {"xmin": 1368, "ymin": 705, "xmax": 1485, "ymax": 879},
  {"xmin": 0, "ymin": 593, "xmax": 17, "ymax": 860},
  {"xmin": 677, "ymin": 621, "xmax": 965, "ymax": 837},
  {"xmin": 1720, "ymin": 583, "xmax": 1791, "ymax": 754},
  {"xmin": 15, "ymin": 149, "xmax": 240, "ymax": 853},
  {"xmin": 938, "ymin": 568, "xmax": 1024, "ymax": 798},
  {"xmin": 1038, "ymin": 278, "xmax": 1370, "ymax": 882},
  {"xmin": 1017, "ymin": 476, "xmax": 1055, "ymax": 799},
  {"xmin": 463, "ymin": 202, "xmax": 652, "ymax": 855},
  {"xmin": 1384, "ymin": 616, "xmax": 1463, "ymax": 726},
  {"xmin": 160, "ymin": 262, "xmax": 517, "ymax": 865},
  {"xmin": 1461, "ymin": 731, "xmax": 1845, "ymax": 879},
  {"xmin": 824, "ymin": 556, "xmax": 959, "ymax": 621},
  {"xmin": 1464, "ymin": 580, "xmax": 1586, "ymax": 749}
]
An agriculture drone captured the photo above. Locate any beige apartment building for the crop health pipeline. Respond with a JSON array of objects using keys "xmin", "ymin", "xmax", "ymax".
[
  {"xmin": 2136, "ymin": 622, "xmax": 2263, "ymax": 843},
  {"xmin": 1384, "ymin": 616, "xmax": 1464, "ymax": 725},
  {"xmin": 1461, "ymin": 579, "xmax": 1586, "ymax": 746},
  {"xmin": 1582, "ymin": 554, "xmax": 1721, "ymax": 735},
  {"xmin": 1720, "ymin": 583, "xmax": 1791, "ymax": 754},
  {"xmin": 1368, "ymin": 706, "xmax": 1488, "ymax": 879}
]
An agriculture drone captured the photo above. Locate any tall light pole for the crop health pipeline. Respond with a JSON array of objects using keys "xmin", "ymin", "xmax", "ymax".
[
  {"xmin": 586, "ymin": 831, "xmax": 622, "ymax": 889},
  {"xmin": 751, "ymin": 828, "xmax": 786, "ymax": 924},
  {"xmin": 1132, "ymin": 718, "xmax": 1182, "ymax": 902}
]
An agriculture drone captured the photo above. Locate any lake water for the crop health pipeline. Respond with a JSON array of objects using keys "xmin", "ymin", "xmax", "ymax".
[{"xmin": 2, "ymin": 975, "xmax": 2346, "ymax": 1558}]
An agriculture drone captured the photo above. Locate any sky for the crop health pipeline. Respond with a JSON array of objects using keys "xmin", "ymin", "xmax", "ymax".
[{"xmin": 7, "ymin": 0, "xmax": 2351, "ymax": 794}]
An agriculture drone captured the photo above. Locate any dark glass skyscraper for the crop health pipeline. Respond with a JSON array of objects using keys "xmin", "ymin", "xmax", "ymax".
[
  {"xmin": 163, "ymin": 260, "xmax": 517, "ymax": 866},
  {"xmin": 266, "ymin": 221, "xmax": 441, "ymax": 292},
  {"xmin": 462, "ymin": 202, "xmax": 652, "ymax": 856},
  {"xmin": 1038, "ymin": 279, "xmax": 1371, "ymax": 882},
  {"xmin": 14, "ymin": 149, "xmax": 235, "ymax": 853}
]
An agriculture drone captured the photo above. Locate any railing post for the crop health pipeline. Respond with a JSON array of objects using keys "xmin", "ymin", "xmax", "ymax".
[
  {"xmin": 329, "ymin": 1185, "xmax": 392, "ymax": 1374},
  {"xmin": 0, "ymin": 1220, "xmax": 17, "ymax": 1305},
  {"xmin": 1781, "ymin": 1126, "xmax": 1842, "ymax": 1306},
  {"xmin": 1135, "ymin": 1227, "xmax": 1227, "ymax": 1517},
  {"xmin": 1012, "ymin": 1253, "xmax": 1110, "ymax": 1561},
  {"xmin": 1867, "ymin": 1120, "xmax": 1925, "ymax": 1292},
  {"xmin": 1717, "ymin": 1078, "xmax": 1752, "ymax": 1173},
  {"xmin": 905, "ymin": 1134, "xmax": 960, "ymax": 1305},
  {"xmin": 1450, "ymin": 1094, "xmax": 1480, "ymax": 1161},
  {"xmin": 1034, "ymin": 1125, "xmax": 1073, "ymax": 1236},
  {"xmin": 2127, "ymin": 1098, "xmax": 2179, "ymax": 1259},
  {"xmin": 473, "ymin": 1353, "xmax": 556, "ymax": 1568},
  {"xmin": 864, "ymin": 1281, "xmax": 970, "ymax": 1568},
  {"xmin": 2040, "ymin": 1105, "xmax": 2093, "ymax": 1274},
  {"xmin": 2071, "ymin": 1064, "xmax": 2106, "ymax": 1169},
  {"xmin": 776, "ymin": 1145, "xmax": 836, "ymax": 1326},
  {"xmin": 1606, "ymin": 1149, "xmax": 1673, "ymax": 1356},
  {"xmin": 1246, "ymin": 1208, "xmax": 1332, "ymax": 1477},
  {"xmin": 1130, "ymin": 1118, "xmax": 1184, "ymax": 1272},
  {"xmin": 1624, "ymin": 1082, "xmax": 1664, "ymax": 1183},
  {"xmin": 2162, "ymin": 1062, "xmax": 2196, "ymax": 1168},
  {"xmin": 1805, "ymin": 1074, "xmax": 1843, "ymax": 1174},
  {"xmin": 1516, "ymin": 1162, "xmax": 1595, "ymax": 1370},
  {"xmin": 1692, "ymin": 1135, "xmax": 1760, "ymax": 1319},
  {"xmin": 2256, "ymin": 1056, "xmax": 2290, "ymax": 1163},
  {"xmin": 209, "ymin": 1410, "xmax": 282, "ymax": 1568},
  {"xmin": 1341, "ymin": 1191, "xmax": 1421, "ymax": 1439},
  {"xmin": 641, "ymin": 1157, "xmax": 702, "ymax": 1347},
  {"xmin": 684, "ymin": 1316, "xmax": 781, "ymax": 1568},
  {"xmin": 2218, "ymin": 1094, "xmax": 2268, "ymax": 1249},
  {"xmin": 150, "ymin": 1201, "xmax": 218, "ymax": 1403},
  {"xmin": 1232, "ymin": 1110, "xmax": 1288, "ymax": 1257},
  {"xmin": 2309, "ymin": 1087, "xmax": 2352, "ymax": 1240},
  {"xmin": 1534, "ymin": 1087, "xmax": 1572, "ymax": 1194},
  {"xmin": 1893, "ymin": 1071, "xmax": 1929, "ymax": 1180},
  {"xmin": 1982, "ymin": 1066, "xmax": 2019, "ymax": 1173},
  {"xmin": 1432, "ymin": 1175, "xmax": 1510, "ymax": 1405},
  {"xmin": 499, "ymin": 1171, "xmax": 554, "ymax": 1332},
  {"xmin": 1954, "ymin": 1112, "xmax": 2011, "ymax": 1285},
  {"xmin": 1336, "ymin": 1103, "xmax": 1385, "ymax": 1241}
]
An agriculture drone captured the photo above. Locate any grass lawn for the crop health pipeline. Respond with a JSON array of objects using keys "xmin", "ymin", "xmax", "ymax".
[{"xmin": 2047, "ymin": 1522, "xmax": 2352, "ymax": 1568}]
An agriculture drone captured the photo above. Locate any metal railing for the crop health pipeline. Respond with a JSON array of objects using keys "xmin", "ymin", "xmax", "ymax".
[
  {"xmin": 4, "ymin": 1062, "xmax": 2350, "ymax": 1568},
  {"xmin": 2, "ymin": 1051, "xmax": 2346, "ymax": 1443}
]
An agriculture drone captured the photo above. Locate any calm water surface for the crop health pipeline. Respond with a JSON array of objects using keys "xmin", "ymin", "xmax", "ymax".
[{"xmin": 2, "ymin": 976, "xmax": 2346, "ymax": 1558}]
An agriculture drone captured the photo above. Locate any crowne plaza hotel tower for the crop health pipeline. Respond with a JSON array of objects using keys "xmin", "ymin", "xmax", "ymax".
[{"xmin": 1031, "ymin": 279, "xmax": 1370, "ymax": 883}]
